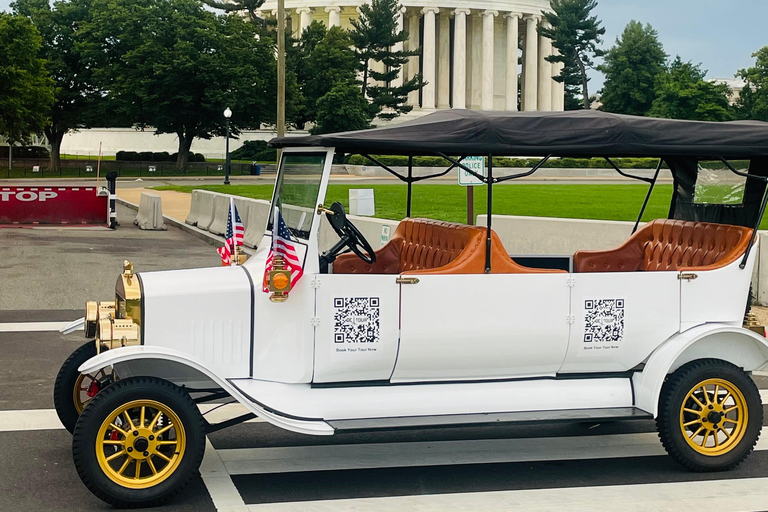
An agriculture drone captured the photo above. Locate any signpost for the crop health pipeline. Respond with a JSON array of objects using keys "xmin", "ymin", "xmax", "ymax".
[{"xmin": 458, "ymin": 156, "xmax": 486, "ymax": 225}]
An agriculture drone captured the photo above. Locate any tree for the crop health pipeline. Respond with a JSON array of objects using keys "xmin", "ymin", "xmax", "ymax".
[
  {"xmin": 0, "ymin": 12, "xmax": 54, "ymax": 169},
  {"xmin": 13, "ymin": 0, "xmax": 103, "ymax": 172},
  {"xmin": 312, "ymin": 82, "xmax": 371, "ymax": 135},
  {"xmin": 735, "ymin": 47, "xmax": 768, "ymax": 121},
  {"xmin": 598, "ymin": 21, "xmax": 666, "ymax": 116},
  {"xmin": 199, "ymin": 0, "xmax": 265, "ymax": 23},
  {"xmin": 80, "ymin": 0, "xmax": 276, "ymax": 170},
  {"xmin": 540, "ymin": 0, "xmax": 605, "ymax": 109},
  {"xmin": 350, "ymin": 0, "xmax": 423, "ymax": 120},
  {"xmin": 649, "ymin": 57, "xmax": 731, "ymax": 121}
]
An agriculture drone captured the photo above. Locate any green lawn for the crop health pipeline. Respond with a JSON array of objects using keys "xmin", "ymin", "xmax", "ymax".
[{"xmin": 155, "ymin": 182, "xmax": 768, "ymax": 229}]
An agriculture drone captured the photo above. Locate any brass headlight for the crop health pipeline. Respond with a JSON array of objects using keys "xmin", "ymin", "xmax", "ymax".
[{"xmin": 115, "ymin": 260, "xmax": 142, "ymax": 328}]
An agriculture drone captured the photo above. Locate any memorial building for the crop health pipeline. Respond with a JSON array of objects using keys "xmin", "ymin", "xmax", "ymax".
[{"xmin": 259, "ymin": 1, "xmax": 564, "ymax": 115}]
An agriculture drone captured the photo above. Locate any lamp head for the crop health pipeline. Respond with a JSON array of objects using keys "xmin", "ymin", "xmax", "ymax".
[{"xmin": 224, "ymin": 107, "xmax": 232, "ymax": 119}]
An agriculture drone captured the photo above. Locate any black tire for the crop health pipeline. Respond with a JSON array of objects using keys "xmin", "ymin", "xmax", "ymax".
[
  {"xmin": 656, "ymin": 359, "xmax": 762, "ymax": 472},
  {"xmin": 54, "ymin": 342, "xmax": 104, "ymax": 434},
  {"xmin": 72, "ymin": 376, "xmax": 205, "ymax": 508}
]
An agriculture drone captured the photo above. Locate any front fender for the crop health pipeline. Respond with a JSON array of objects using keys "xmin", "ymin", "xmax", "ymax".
[
  {"xmin": 633, "ymin": 323, "xmax": 768, "ymax": 417},
  {"xmin": 79, "ymin": 346, "xmax": 333, "ymax": 436}
]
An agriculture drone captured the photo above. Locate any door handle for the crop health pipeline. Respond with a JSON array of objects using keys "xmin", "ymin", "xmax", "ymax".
[
  {"xmin": 396, "ymin": 277, "xmax": 420, "ymax": 285},
  {"xmin": 678, "ymin": 273, "xmax": 698, "ymax": 281}
]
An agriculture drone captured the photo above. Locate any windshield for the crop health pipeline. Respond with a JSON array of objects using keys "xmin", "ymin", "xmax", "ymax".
[{"xmin": 269, "ymin": 152, "xmax": 327, "ymax": 239}]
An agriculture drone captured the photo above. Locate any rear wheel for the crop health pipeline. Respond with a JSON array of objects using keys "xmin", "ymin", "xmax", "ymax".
[
  {"xmin": 657, "ymin": 359, "xmax": 762, "ymax": 471},
  {"xmin": 53, "ymin": 342, "xmax": 111, "ymax": 434},
  {"xmin": 72, "ymin": 376, "xmax": 205, "ymax": 508}
]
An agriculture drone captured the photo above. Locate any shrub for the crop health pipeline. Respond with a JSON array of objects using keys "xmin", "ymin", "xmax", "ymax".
[{"xmin": 0, "ymin": 145, "xmax": 50, "ymax": 158}]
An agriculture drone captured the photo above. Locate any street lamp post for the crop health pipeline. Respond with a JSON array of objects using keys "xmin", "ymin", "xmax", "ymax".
[{"xmin": 224, "ymin": 107, "xmax": 232, "ymax": 185}]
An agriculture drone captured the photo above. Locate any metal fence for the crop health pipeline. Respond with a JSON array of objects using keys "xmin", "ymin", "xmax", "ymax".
[{"xmin": 2, "ymin": 159, "xmax": 275, "ymax": 179}]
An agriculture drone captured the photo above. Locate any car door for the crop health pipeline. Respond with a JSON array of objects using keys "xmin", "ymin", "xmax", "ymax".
[
  {"xmin": 560, "ymin": 271, "xmax": 680, "ymax": 373},
  {"xmin": 392, "ymin": 273, "xmax": 571, "ymax": 382}
]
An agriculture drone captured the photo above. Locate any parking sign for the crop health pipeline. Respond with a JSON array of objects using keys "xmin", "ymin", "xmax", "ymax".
[{"xmin": 458, "ymin": 156, "xmax": 486, "ymax": 186}]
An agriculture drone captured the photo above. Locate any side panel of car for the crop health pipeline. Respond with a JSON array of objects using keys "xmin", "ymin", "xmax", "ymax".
[
  {"xmin": 559, "ymin": 271, "xmax": 680, "ymax": 373},
  {"xmin": 680, "ymin": 249, "xmax": 756, "ymax": 330},
  {"xmin": 392, "ymin": 273, "xmax": 571, "ymax": 382},
  {"xmin": 313, "ymin": 274, "xmax": 400, "ymax": 383},
  {"xmin": 142, "ymin": 266, "xmax": 253, "ymax": 379}
]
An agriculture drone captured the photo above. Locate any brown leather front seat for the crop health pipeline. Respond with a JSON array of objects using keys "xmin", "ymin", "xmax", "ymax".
[
  {"xmin": 334, "ymin": 218, "xmax": 565, "ymax": 275},
  {"xmin": 573, "ymin": 219, "xmax": 753, "ymax": 273}
]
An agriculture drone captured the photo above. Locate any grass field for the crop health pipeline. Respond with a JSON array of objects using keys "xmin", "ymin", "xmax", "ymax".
[
  {"xmin": 157, "ymin": 183, "xmax": 684, "ymax": 223},
  {"xmin": 155, "ymin": 182, "xmax": 768, "ymax": 229}
]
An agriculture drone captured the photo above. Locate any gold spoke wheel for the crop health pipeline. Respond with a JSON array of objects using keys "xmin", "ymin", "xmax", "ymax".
[
  {"xmin": 679, "ymin": 378, "xmax": 748, "ymax": 456},
  {"xmin": 73, "ymin": 368, "xmax": 110, "ymax": 414},
  {"xmin": 96, "ymin": 400, "xmax": 187, "ymax": 489}
]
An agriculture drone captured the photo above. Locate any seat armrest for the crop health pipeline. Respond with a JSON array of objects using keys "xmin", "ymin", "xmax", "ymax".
[
  {"xmin": 334, "ymin": 240, "xmax": 402, "ymax": 274},
  {"xmin": 574, "ymin": 243, "xmax": 645, "ymax": 273}
]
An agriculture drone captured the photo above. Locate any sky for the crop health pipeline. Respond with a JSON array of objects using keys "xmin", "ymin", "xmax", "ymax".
[{"xmin": 1, "ymin": 0, "xmax": 766, "ymax": 91}]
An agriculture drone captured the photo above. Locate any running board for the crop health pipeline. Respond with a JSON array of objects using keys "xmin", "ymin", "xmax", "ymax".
[{"xmin": 328, "ymin": 407, "xmax": 652, "ymax": 432}]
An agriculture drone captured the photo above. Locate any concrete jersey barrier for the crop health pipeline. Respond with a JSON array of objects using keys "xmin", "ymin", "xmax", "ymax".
[
  {"xmin": 243, "ymin": 199, "xmax": 271, "ymax": 248},
  {"xmin": 208, "ymin": 194, "xmax": 232, "ymax": 235},
  {"xmin": 194, "ymin": 190, "xmax": 219, "ymax": 231},
  {"xmin": 185, "ymin": 190, "xmax": 204, "ymax": 226},
  {"xmin": 134, "ymin": 193, "xmax": 166, "ymax": 230}
]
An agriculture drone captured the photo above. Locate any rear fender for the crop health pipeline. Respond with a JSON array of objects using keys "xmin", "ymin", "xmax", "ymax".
[
  {"xmin": 79, "ymin": 346, "xmax": 333, "ymax": 436},
  {"xmin": 633, "ymin": 324, "xmax": 768, "ymax": 417}
]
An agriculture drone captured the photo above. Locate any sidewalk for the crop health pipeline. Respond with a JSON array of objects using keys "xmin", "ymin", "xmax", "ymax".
[{"xmin": 117, "ymin": 188, "xmax": 192, "ymax": 222}]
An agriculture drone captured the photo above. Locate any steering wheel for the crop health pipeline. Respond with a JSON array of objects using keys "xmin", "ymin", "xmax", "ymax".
[{"xmin": 323, "ymin": 202, "xmax": 377, "ymax": 264}]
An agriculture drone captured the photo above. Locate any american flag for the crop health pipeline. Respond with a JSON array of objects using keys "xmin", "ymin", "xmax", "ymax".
[
  {"xmin": 216, "ymin": 198, "xmax": 245, "ymax": 266},
  {"xmin": 262, "ymin": 207, "xmax": 304, "ymax": 293}
]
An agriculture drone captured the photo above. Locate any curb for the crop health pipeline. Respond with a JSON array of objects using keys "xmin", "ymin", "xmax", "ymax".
[{"xmin": 116, "ymin": 197, "xmax": 255, "ymax": 254}]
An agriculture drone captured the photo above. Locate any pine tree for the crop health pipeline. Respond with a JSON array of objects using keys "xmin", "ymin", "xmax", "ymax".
[
  {"xmin": 598, "ymin": 21, "xmax": 667, "ymax": 116},
  {"xmin": 350, "ymin": 0, "xmax": 423, "ymax": 120},
  {"xmin": 540, "ymin": 0, "xmax": 605, "ymax": 109}
]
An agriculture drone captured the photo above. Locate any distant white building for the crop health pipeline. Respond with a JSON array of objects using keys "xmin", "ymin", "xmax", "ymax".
[
  {"xmin": 709, "ymin": 77, "xmax": 747, "ymax": 105},
  {"xmin": 259, "ymin": 1, "xmax": 565, "ymax": 114}
]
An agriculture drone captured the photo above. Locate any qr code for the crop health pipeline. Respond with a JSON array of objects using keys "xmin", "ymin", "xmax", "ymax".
[
  {"xmin": 584, "ymin": 299, "xmax": 624, "ymax": 343},
  {"xmin": 333, "ymin": 297, "xmax": 380, "ymax": 344}
]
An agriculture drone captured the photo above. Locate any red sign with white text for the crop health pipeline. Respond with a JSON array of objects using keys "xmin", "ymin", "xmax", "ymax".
[{"xmin": 0, "ymin": 187, "xmax": 108, "ymax": 226}]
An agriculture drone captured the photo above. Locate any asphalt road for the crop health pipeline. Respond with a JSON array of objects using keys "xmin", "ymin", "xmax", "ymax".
[{"xmin": 2, "ymin": 213, "xmax": 768, "ymax": 512}]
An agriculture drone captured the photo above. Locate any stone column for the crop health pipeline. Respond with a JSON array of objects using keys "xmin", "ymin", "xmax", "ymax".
[
  {"xmin": 437, "ymin": 11, "xmax": 451, "ymax": 108},
  {"xmin": 481, "ymin": 10, "xmax": 498, "ymax": 110},
  {"xmin": 421, "ymin": 7, "xmax": 439, "ymax": 109},
  {"xmin": 505, "ymin": 12, "xmax": 521, "ymax": 111},
  {"xmin": 550, "ymin": 48, "xmax": 564, "ymax": 111},
  {"xmin": 392, "ymin": 6, "xmax": 406, "ymax": 88},
  {"xmin": 523, "ymin": 14, "xmax": 539, "ymax": 111},
  {"xmin": 296, "ymin": 7, "xmax": 312, "ymax": 36},
  {"xmin": 452, "ymin": 8, "xmax": 470, "ymax": 109},
  {"xmin": 325, "ymin": 5, "xmax": 341, "ymax": 28},
  {"xmin": 538, "ymin": 20, "xmax": 552, "ymax": 111},
  {"xmin": 470, "ymin": 13, "xmax": 482, "ymax": 109},
  {"xmin": 407, "ymin": 12, "xmax": 421, "ymax": 107}
]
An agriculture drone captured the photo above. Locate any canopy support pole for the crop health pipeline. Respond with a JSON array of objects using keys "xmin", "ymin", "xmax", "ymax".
[
  {"xmin": 603, "ymin": 158, "xmax": 655, "ymax": 184},
  {"xmin": 632, "ymin": 160, "xmax": 662, "ymax": 234},
  {"xmin": 407, "ymin": 156, "xmax": 413, "ymax": 217},
  {"xmin": 486, "ymin": 154, "xmax": 493, "ymax": 274},
  {"xmin": 742, "ymin": 189, "xmax": 768, "ymax": 269},
  {"xmin": 719, "ymin": 157, "xmax": 768, "ymax": 183}
]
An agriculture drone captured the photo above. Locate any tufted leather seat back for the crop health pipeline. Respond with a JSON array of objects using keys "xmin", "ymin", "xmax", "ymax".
[
  {"xmin": 334, "ymin": 218, "xmax": 566, "ymax": 275},
  {"xmin": 397, "ymin": 218, "xmax": 480, "ymax": 272},
  {"xmin": 574, "ymin": 219, "xmax": 753, "ymax": 273}
]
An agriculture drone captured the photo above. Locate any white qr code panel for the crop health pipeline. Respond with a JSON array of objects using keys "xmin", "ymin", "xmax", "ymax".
[
  {"xmin": 313, "ymin": 275, "xmax": 399, "ymax": 383},
  {"xmin": 584, "ymin": 299, "xmax": 625, "ymax": 343},
  {"xmin": 333, "ymin": 297, "xmax": 380, "ymax": 344}
]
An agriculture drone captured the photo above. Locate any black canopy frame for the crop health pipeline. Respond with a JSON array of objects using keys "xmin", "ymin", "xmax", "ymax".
[{"xmin": 273, "ymin": 110, "xmax": 768, "ymax": 273}]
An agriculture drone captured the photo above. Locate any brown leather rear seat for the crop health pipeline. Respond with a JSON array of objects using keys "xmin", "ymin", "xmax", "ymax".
[
  {"xmin": 334, "ymin": 218, "xmax": 565, "ymax": 275},
  {"xmin": 573, "ymin": 219, "xmax": 753, "ymax": 273}
]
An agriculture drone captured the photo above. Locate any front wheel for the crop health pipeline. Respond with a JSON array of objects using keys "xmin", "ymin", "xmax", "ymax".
[
  {"xmin": 54, "ymin": 342, "xmax": 112, "ymax": 434},
  {"xmin": 657, "ymin": 359, "xmax": 762, "ymax": 471},
  {"xmin": 72, "ymin": 376, "xmax": 205, "ymax": 508}
]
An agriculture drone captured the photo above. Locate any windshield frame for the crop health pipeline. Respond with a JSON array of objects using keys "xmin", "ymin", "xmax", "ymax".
[{"xmin": 267, "ymin": 147, "xmax": 334, "ymax": 242}]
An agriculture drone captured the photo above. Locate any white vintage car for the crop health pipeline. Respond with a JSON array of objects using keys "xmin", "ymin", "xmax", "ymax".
[{"xmin": 56, "ymin": 110, "xmax": 768, "ymax": 507}]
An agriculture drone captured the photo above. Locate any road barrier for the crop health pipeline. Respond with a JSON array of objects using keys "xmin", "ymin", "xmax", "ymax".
[
  {"xmin": 134, "ymin": 193, "xmax": 166, "ymax": 230},
  {"xmin": 194, "ymin": 191, "xmax": 219, "ymax": 231},
  {"xmin": 243, "ymin": 200, "xmax": 270, "ymax": 248},
  {"xmin": 0, "ymin": 186, "xmax": 109, "ymax": 226},
  {"xmin": 208, "ymin": 194, "xmax": 232, "ymax": 235},
  {"xmin": 184, "ymin": 190, "xmax": 205, "ymax": 226}
]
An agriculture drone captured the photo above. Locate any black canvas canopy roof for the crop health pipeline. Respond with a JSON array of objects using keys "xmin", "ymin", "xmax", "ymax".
[{"xmin": 270, "ymin": 109, "xmax": 768, "ymax": 158}]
